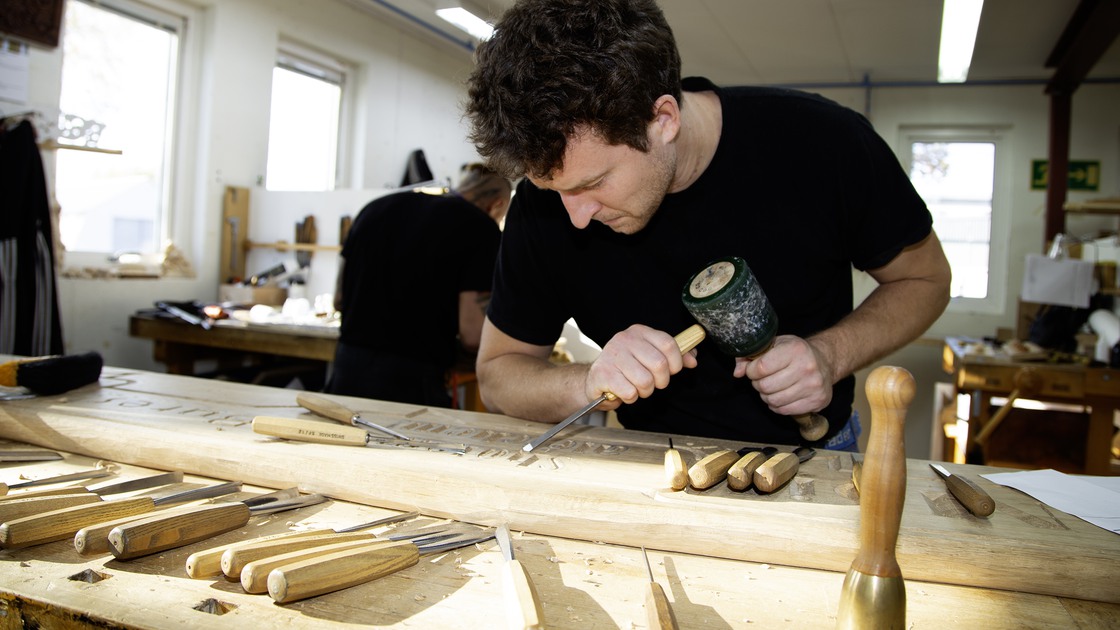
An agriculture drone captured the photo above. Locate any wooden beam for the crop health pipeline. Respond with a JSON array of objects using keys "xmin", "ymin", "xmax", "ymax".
[
  {"xmin": 1045, "ymin": 91, "xmax": 1072, "ymax": 246},
  {"xmin": 1044, "ymin": 0, "xmax": 1120, "ymax": 94}
]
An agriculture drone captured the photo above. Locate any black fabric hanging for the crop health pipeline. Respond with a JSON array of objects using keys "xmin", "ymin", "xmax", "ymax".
[{"xmin": 0, "ymin": 119, "xmax": 64, "ymax": 356}]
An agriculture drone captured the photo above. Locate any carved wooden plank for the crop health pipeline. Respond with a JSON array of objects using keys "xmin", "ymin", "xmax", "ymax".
[{"xmin": 0, "ymin": 365, "xmax": 1117, "ymax": 605}]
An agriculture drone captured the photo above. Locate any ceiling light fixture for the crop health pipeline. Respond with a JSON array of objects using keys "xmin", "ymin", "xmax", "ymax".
[
  {"xmin": 436, "ymin": 3, "xmax": 494, "ymax": 41},
  {"xmin": 938, "ymin": 0, "xmax": 985, "ymax": 83}
]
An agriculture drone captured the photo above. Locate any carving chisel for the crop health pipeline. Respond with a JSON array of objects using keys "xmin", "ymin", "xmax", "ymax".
[
  {"xmin": 267, "ymin": 528, "xmax": 496, "ymax": 604},
  {"xmin": 297, "ymin": 392, "xmax": 411, "ymax": 441},
  {"xmin": 1, "ymin": 461, "xmax": 182, "ymax": 517},
  {"xmin": 0, "ymin": 480, "xmax": 242, "ymax": 549},
  {"xmin": 0, "ymin": 466, "xmax": 116, "ymax": 495},
  {"xmin": 524, "ymin": 325, "xmax": 706, "ymax": 452},
  {"xmin": 108, "ymin": 490, "xmax": 327, "ymax": 560},
  {"xmin": 183, "ymin": 510, "xmax": 421, "ymax": 579},
  {"xmin": 665, "ymin": 438, "xmax": 687, "ymax": 491},
  {"xmin": 496, "ymin": 524, "xmax": 545, "ymax": 630},
  {"xmin": 851, "ymin": 453, "xmax": 863, "ymax": 495},
  {"xmin": 0, "ymin": 450, "xmax": 62, "ymax": 463},
  {"xmin": 238, "ymin": 526, "xmax": 459, "ymax": 593},
  {"xmin": 252, "ymin": 416, "xmax": 466, "ymax": 454},
  {"xmin": 73, "ymin": 481, "xmax": 246, "ymax": 556},
  {"xmin": 687, "ymin": 450, "xmax": 740, "ymax": 490},
  {"xmin": 642, "ymin": 547, "xmax": 679, "ymax": 630},
  {"xmin": 930, "ymin": 463, "xmax": 995, "ymax": 517},
  {"xmin": 727, "ymin": 446, "xmax": 778, "ymax": 492},
  {"xmin": 753, "ymin": 446, "xmax": 815, "ymax": 493},
  {"xmin": 221, "ymin": 512, "xmax": 427, "ymax": 579}
]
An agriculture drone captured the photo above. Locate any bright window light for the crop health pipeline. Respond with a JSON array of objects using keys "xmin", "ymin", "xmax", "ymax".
[
  {"xmin": 938, "ymin": 0, "xmax": 984, "ymax": 83},
  {"xmin": 436, "ymin": 7, "xmax": 494, "ymax": 40}
]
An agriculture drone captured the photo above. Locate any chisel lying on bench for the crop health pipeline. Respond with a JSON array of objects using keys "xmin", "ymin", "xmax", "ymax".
[
  {"xmin": 0, "ymin": 480, "xmax": 244, "ymax": 549},
  {"xmin": 267, "ymin": 526, "xmax": 495, "ymax": 604},
  {"xmin": 0, "ymin": 471, "xmax": 184, "ymax": 522},
  {"xmin": 0, "ymin": 466, "xmax": 117, "ymax": 496},
  {"xmin": 252, "ymin": 416, "xmax": 467, "ymax": 454},
  {"xmin": 184, "ymin": 510, "xmax": 422, "ymax": 579},
  {"xmin": 0, "ymin": 470, "xmax": 182, "ymax": 503},
  {"xmin": 108, "ymin": 490, "xmax": 327, "ymax": 560}
]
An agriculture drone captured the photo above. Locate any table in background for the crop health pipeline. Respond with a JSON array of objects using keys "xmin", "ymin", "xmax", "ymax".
[{"xmin": 942, "ymin": 336, "xmax": 1119, "ymax": 475}]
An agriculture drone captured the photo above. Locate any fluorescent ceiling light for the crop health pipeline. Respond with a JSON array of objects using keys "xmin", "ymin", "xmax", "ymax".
[
  {"xmin": 938, "ymin": 0, "xmax": 984, "ymax": 83},
  {"xmin": 437, "ymin": 7, "xmax": 494, "ymax": 41}
]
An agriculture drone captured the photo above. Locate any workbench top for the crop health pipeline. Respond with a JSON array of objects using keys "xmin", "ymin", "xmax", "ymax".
[{"xmin": 1, "ymin": 363, "xmax": 1118, "ymax": 628}]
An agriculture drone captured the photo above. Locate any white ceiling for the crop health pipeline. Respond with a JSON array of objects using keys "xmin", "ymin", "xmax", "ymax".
[{"xmin": 354, "ymin": 0, "xmax": 1120, "ymax": 87}]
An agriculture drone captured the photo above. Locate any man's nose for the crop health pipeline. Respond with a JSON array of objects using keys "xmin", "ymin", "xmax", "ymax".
[{"xmin": 561, "ymin": 193, "xmax": 600, "ymax": 229}]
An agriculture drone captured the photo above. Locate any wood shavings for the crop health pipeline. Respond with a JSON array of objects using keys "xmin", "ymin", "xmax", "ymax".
[
  {"xmin": 548, "ymin": 556, "xmax": 560, "ymax": 563},
  {"xmin": 414, "ymin": 594, "xmax": 426, "ymax": 602}
]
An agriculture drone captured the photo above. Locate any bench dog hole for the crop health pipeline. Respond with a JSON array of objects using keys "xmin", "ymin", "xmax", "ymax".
[
  {"xmin": 193, "ymin": 598, "xmax": 237, "ymax": 615},
  {"xmin": 68, "ymin": 569, "xmax": 110, "ymax": 583}
]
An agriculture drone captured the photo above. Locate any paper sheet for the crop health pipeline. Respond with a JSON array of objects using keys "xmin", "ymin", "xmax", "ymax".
[
  {"xmin": 1020, "ymin": 254, "xmax": 1095, "ymax": 308},
  {"xmin": 982, "ymin": 469, "xmax": 1120, "ymax": 534}
]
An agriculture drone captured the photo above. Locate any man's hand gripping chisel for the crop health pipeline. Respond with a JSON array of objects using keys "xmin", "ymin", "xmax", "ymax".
[{"xmin": 523, "ymin": 325, "xmax": 706, "ymax": 452}]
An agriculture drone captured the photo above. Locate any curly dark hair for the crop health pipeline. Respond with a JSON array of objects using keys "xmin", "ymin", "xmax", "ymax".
[{"xmin": 465, "ymin": 0, "xmax": 681, "ymax": 180}]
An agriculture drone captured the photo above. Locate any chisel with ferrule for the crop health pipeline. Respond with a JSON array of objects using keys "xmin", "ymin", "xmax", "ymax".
[
  {"xmin": 753, "ymin": 446, "xmax": 815, "ymax": 493},
  {"xmin": 496, "ymin": 524, "xmax": 545, "ymax": 630},
  {"xmin": 297, "ymin": 392, "xmax": 411, "ymax": 441},
  {"xmin": 72, "ymin": 480, "xmax": 245, "ymax": 555},
  {"xmin": 267, "ymin": 528, "xmax": 496, "ymax": 604},
  {"xmin": 0, "ymin": 480, "xmax": 242, "ymax": 549},
  {"xmin": 183, "ymin": 510, "xmax": 421, "ymax": 579},
  {"xmin": 220, "ymin": 512, "xmax": 428, "ymax": 579},
  {"xmin": 0, "ymin": 466, "xmax": 117, "ymax": 495},
  {"xmin": 238, "ymin": 526, "xmax": 458, "ymax": 593},
  {"xmin": 523, "ymin": 325, "xmax": 706, "ymax": 452},
  {"xmin": 0, "ymin": 470, "xmax": 183, "ymax": 503},
  {"xmin": 108, "ymin": 490, "xmax": 327, "ymax": 560},
  {"xmin": 642, "ymin": 546, "xmax": 679, "ymax": 630},
  {"xmin": 930, "ymin": 463, "xmax": 995, "ymax": 517},
  {"xmin": 252, "ymin": 416, "xmax": 467, "ymax": 454}
]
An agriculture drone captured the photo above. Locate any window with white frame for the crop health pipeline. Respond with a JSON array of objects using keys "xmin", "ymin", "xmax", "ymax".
[
  {"xmin": 265, "ymin": 42, "xmax": 348, "ymax": 191},
  {"xmin": 55, "ymin": 0, "xmax": 185, "ymax": 257},
  {"xmin": 903, "ymin": 127, "xmax": 1009, "ymax": 314}
]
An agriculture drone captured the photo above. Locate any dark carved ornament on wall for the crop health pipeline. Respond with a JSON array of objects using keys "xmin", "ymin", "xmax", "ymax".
[{"xmin": 0, "ymin": 0, "xmax": 65, "ymax": 48}]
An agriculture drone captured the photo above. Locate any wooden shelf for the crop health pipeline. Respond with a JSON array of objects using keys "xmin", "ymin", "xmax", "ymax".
[
  {"xmin": 246, "ymin": 241, "xmax": 340, "ymax": 253},
  {"xmin": 1064, "ymin": 199, "xmax": 1120, "ymax": 214}
]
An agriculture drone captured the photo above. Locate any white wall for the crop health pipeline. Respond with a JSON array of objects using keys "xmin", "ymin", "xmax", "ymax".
[{"xmin": 8, "ymin": 0, "xmax": 1120, "ymax": 458}]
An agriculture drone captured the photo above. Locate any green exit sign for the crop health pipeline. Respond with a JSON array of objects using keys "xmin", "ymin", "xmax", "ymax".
[{"xmin": 1031, "ymin": 159, "xmax": 1101, "ymax": 191}]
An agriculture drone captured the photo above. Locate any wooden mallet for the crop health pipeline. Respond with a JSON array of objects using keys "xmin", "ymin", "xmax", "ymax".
[{"xmin": 836, "ymin": 365, "xmax": 913, "ymax": 630}]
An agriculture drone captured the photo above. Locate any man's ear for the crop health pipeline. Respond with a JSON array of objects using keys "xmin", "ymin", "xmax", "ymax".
[{"xmin": 651, "ymin": 94, "xmax": 681, "ymax": 144}]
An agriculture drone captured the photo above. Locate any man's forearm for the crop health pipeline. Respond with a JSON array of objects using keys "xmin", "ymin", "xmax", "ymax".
[{"xmin": 477, "ymin": 354, "xmax": 594, "ymax": 423}]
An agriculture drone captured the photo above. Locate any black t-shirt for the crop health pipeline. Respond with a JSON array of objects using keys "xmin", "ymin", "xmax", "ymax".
[
  {"xmin": 339, "ymin": 191, "xmax": 501, "ymax": 370},
  {"xmin": 487, "ymin": 77, "xmax": 933, "ymax": 446}
]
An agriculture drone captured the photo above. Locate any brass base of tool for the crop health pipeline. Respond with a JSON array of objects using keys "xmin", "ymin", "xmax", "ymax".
[{"xmin": 836, "ymin": 570, "xmax": 905, "ymax": 630}]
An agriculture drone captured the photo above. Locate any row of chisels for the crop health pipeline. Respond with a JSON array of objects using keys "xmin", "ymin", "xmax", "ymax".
[{"xmin": 665, "ymin": 438, "xmax": 816, "ymax": 494}]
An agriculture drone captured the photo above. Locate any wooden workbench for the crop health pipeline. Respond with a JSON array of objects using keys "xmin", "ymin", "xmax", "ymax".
[
  {"xmin": 1, "ymin": 363, "xmax": 1119, "ymax": 628},
  {"xmin": 942, "ymin": 336, "xmax": 1120, "ymax": 474}
]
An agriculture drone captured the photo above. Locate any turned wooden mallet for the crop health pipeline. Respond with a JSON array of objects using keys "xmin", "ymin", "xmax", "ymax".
[
  {"xmin": 682, "ymin": 256, "xmax": 829, "ymax": 441},
  {"xmin": 836, "ymin": 365, "xmax": 913, "ymax": 630}
]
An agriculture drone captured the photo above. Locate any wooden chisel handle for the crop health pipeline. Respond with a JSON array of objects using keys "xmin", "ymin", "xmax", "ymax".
[
  {"xmin": 504, "ymin": 558, "xmax": 545, "ymax": 630},
  {"xmin": 646, "ymin": 580, "xmax": 679, "ymax": 630},
  {"xmin": 268, "ymin": 539, "xmax": 420, "ymax": 604},
  {"xmin": 944, "ymin": 473, "xmax": 995, "ymax": 518},
  {"xmin": 75, "ymin": 503, "xmax": 207, "ymax": 557},
  {"xmin": 753, "ymin": 452, "xmax": 799, "ymax": 493},
  {"xmin": 185, "ymin": 527, "xmax": 335, "ymax": 579},
  {"xmin": 0, "ymin": 486, "xmax": 88, "ymax": 502},
  {"xmin": 223, "ymin": 530, "xmax": 374, "ymax": 578},
  {"xmin": 0, "ymin": 497, "xmax": 156, "ymax": 549},
  {"xmin": 108, "ymin": 502, "xmax": 250, "ymax": 560},
  {"xmin": 727, "ymin": 451, "xmax": 769, "ymax": 492},
  {"xmin": 0, "ymin": 492, "xmax": 100, "ymax": 522},
  {"xmin": 296, "ymin": 393, "xmax": 356, "ymax": 424},
  {"xmin": 664, "ymin": 440, "xmax": 687, "ymax": 491},
  {"xmin": 242, "ymin": 538, "xmax": 398, "ymax": 593},
  {"xmin": 252, "ymin": 416, "xmax": 369, "ymax": 446},
  {"xmin": 687, "ymin": 450, "xmax": 739, "ymax": 489}
]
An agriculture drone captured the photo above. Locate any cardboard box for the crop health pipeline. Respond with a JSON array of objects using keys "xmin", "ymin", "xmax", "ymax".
[{"xmin": 218, "ymin": 284, "xmax": 287, "ymax": 306}]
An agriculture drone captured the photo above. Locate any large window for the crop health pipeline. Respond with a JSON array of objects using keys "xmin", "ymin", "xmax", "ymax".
[
  {"xmin": 265, "ymin": 43, "xmax": 348, "ymax": 191},
  {"xmin": 903, "ymin": 127, "xmax": 1009, "ymax": 314},
  {"xmin": 55, "ymin": 0, "xmax": 183, "ymax": 256}
]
